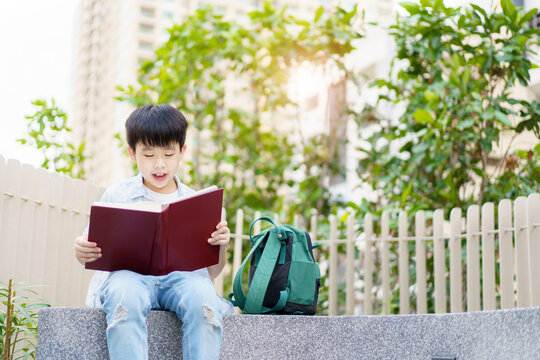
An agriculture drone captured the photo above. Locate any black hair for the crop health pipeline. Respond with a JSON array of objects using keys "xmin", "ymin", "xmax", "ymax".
[{"xmin": 125, "ymin": 104, "xmax": 188, "ymax": 151}]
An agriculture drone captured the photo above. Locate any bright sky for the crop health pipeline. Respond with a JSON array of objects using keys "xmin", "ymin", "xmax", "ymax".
[{"xmin": 0, "ymin": 0, "xmax": 80, "ymax": 167}]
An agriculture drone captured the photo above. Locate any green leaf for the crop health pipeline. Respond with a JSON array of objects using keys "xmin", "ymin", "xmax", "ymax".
[
  {"xmin": 314, "ymin": 6, "xmax": 324, "ymax": 22},
  {"xmin": 401, "ymin": 182, "xmax": 413, "ymax": 203},
  {"xmin": 461, "ymin": 67, "xmax": 471, "ymax": 92},
  {"xmin": 470, "ymin": 4, "xmax": 488, "ymax": 19},
  {"xmin": 494, "ymin": 110, "xmax": 512, "ymax": 127},
  {"xmin": 424, "ymin": 90, "xmax": 439, "ymax": 103},
  {"xmin": 456, "ymin": 119, "xmax": 475, "ymax": 129},
  {"xmin": 500, "ymin": 0, "xmax": 516, "ymax": 17},
  {"xmin": 400, "ymin": 2, "xmax": 421, "ymax": 15},
  {"xmin": 413, "ymin": 108, "xmax": 434, "ymax": 124},
  {"xmin": 11, "ymin": 302, "xmax": 33, "ymax": 323},
  {"xmin": 520, "ymin": 8, "xmax": 538, "ymax": 25}
]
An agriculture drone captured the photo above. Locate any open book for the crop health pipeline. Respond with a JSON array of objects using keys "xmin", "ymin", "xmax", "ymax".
[{"xmin": 85, "ymin": 186, "xmax": 223, "ymax": 275}]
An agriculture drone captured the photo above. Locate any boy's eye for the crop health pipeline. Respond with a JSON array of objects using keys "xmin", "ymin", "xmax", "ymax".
[
  {"xmin": 165, "ymin": 154, "xmax": 174, "ymax": 157},
  {"xmin": 144, "ymin": 154, "xmax": 154, "ymax": 158}
]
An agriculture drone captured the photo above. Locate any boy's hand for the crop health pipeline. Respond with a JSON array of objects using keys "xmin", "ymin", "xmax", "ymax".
[
  {"xmin": 74, "ymin": 234, "xmax": 102, "ymax": 265},
  {"xmin": 208, "ymin": 221, "xmax": 230, "ymax": 247}
]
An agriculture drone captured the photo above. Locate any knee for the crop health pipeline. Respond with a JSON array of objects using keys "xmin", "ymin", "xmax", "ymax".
[
  {"xmin": 101, "ymin": 271, "xmax": 150, "ymax": 313},
  {"xmin": 181, "ymin": 281, "xmax": 223, "ymax": 325}
]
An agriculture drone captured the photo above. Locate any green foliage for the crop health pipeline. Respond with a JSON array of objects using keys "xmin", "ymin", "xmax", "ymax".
[
  {"xmin": 358, "ymin": 0, "xmax": 540, "ymax": 214},
  {"xmin": 117, "ymin": 1, "xmax": 363, "ymax": 219},
  {"xmin": 351, "ymin": 0, "xmax": 540, "ymax": 315},
  {"xmin": 1, "ymin": 279, "xmax": 50, "ymax": 360},
  {"xmin": 17, "ymin": 99, "xmax": 88, "ymax": 179}
]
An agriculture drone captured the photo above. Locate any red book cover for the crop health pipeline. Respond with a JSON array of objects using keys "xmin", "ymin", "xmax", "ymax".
[{"xmin": 86, "ymin": 187, "xmax": 223, "ymax": 275}]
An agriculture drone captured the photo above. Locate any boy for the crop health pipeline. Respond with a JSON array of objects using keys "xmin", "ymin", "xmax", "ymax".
[{"xmin": 74, "ymin": 104, "xmax": 233, "ymax": 360}]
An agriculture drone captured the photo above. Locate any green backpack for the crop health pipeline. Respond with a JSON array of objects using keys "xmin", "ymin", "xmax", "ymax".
[{"xmin": 228, "ymin": 217, "xmax": 321, "ymax": 315}]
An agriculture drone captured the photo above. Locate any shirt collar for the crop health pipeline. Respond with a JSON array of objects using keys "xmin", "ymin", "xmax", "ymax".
[{"xmin": 130, "ymin": 173, "xmax": 182, "ymax": 200}]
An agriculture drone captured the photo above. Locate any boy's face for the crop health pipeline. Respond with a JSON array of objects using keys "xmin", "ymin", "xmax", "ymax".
[{"xmin": 128, "ymin": 142, "xmax": 186, "ymax": 194}]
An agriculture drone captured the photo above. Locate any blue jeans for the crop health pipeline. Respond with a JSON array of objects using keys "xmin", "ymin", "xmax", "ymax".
[{"xmin": 99, "ymin": 270, "xmax": 234, "ymax": 360}]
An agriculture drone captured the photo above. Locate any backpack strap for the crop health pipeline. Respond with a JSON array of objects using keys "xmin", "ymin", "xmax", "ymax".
[
  {"xmin": 228, "ymin": 217, "xmax": 289, "ymax": 314},
  {"xmin": 228, "ymin": 233, "xmax": 264, "ymax": 310},
  {"xmin": 248, "ymin": 217, "xmax": 287, "ymax": 242},
  {"xmin": 244, "ymin": 232, "xmax": 288, "ymax": 314}
]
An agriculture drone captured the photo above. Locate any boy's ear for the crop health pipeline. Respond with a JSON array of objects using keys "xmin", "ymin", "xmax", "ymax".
[
  {"xmin": 180, "ymin": 144, "xmax": 187, "ymax": 155},
  {"xmin": 127, "ymin": 146, "xmax": 136, "ymax": 161}
]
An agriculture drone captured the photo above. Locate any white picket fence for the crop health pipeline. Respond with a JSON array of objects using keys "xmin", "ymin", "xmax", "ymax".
[{"xmin": 1, "ymin": 154, "xmax": 539, "ymax": 314}]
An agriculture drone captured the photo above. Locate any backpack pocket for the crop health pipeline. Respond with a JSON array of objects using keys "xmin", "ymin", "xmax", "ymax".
[{"xmin": 288, "ymin": 261, "xmax": 321, "ymax": 305}]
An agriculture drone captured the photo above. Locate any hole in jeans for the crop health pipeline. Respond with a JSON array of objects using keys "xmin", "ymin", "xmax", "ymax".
[
  {"xmin": 108, "ymin": 305, "xmax": 127, "ymax": 330},
  {"xmin": 203, "ymin": 305, "xmax": 221, "ymax": 328}
]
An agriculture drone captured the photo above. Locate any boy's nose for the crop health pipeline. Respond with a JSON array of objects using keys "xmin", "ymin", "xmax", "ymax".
[{"xmin": 155, "ymin": 157, "xmax": 166, "ymax": 167}]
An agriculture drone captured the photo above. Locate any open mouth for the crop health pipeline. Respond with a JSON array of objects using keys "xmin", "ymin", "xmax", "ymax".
[{"xmin": 152, "ymin": 173, "xmax": 167, "ymax": 182}]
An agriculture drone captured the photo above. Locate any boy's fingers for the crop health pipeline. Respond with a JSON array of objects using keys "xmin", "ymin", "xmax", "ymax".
[
  {"xmin": 76, "ymin": 242, "xmax": 100, "ymax": 251},
  {"xmin": 216, "ymin": 221, "xmax": 228, "ymax": 228},
  {"xmin": 76, "ymin": 238, "xmax": 97, "ymax": 247},
  {"xmin": 77, "ymin": 246, "xmax": 101, "ymax": 254},
  {"xmin": 211, "ymin": 233, "xmax": 228, "ymax": 240},
  {"xmin": 79, "ymin": 253, "xmax": 102, "ymax": 260},
  {"xmin": 208, "ymin": 234, "xmax": 230, "ymax": 244},
  {"xmin": 211, "ymin": 228, "xmax": 229, "ymax": 237}
]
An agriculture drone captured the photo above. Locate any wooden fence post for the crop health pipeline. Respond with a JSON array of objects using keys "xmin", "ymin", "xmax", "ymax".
[
  {"xmin": 364, "ymin": 213, "xmax": 373, "ymax": 315},
  {"xmin": 466, "ymin": 205, "xmax": 481, "ymax": 312},
  {"xmin": 345, "ymin": 211, "xmax": 355, "ymax": 315},
  {"xmin": 56, "ymin": 174, "xmax": 76, "ymax": 305},
  {"xmin": 29, "ymin": 168, "xmax": 51, "ymax": 297},
  {"xmin": 481, "ymin": 203, "xmax": 496, "ymax": 310},
  {"xmin": 17, "ymin": 164, "xmax": 38, "ymax": 286},
  {"xmin": 42, "ymin": 172, "xmax": 64, "ymax": 304},
  {"xmin": 415, "ymin": 211, "xmax": 427, "ymax": 314},
  {"xmin": 70, "ymin": 178, "xmax": 90, "ymax": 306},
  {"xmin": 329, "ymin": 215, "xmax": 338, "ymax": 315},
  {"xmin": 381, "ymin": 212, "xmax": 390, "ymax": 315},
  {"xmin": 310, "ymin": 209, "xmax": 318, "ymax": 262},
  {"xmin": 433, "ymin": 209, "xmax": 446, "ymax": 313},
  {"xmin": 398, "ymin": 211, "xmax": 409, "ymax": 314},
  {"xmin": 1, "ymin": 159, "xmax": 23, "ymax": 283},
  {"xmin": 449, "ymin": 208, "xmax": 463, "ymax": 313},
  {"xmin": 514, "ymin": 197, "xmax": 531, "ymax": 307},
  {"xmin": 254, "ymin": 211, "xmax": 261, "ymax": 234},
  {"xmin": 212, "ymin": 208, "xmax": 226, "ymax": 296},
  {"xmin": 498, "ymin": 199, "xmax": 514, "ymax": 309},
  {"xmin": 232, "ymin": 209, "xmax": 244, "ymax": 282},
  {"xmin": 527, "ymin": 194, "xmax": 540, "ymax": 306}
]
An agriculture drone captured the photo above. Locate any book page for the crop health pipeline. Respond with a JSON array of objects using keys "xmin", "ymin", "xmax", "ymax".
[
  {"xmin": 93, "ymin": 185, "xmax": 218, "ymax": 213},
  {"xmin": 92, "ymin": 201, "xmax": 162, "ymax": 213},
  {"xmin": 161, "ymin": 185, "xmax": 219, "ymax": 211}
]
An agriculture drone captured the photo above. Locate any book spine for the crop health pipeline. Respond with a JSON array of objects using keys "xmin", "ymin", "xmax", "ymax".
[
  {"xmin": 148, "ymin": 209, "xmax": 169, "ymax": 276},
  {"xmin": 160, "ymin": 208, "xmax": 169, "ymax": 275}
]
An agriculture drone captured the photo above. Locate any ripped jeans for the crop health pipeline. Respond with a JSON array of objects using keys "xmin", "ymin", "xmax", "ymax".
[{"xmin": 99, "ymin": 270, "xmax": 234, "ymax": 360}]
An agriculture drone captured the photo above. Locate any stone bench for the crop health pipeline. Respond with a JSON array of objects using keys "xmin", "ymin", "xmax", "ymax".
[{"xmin": 37, "ymin": 306, "xmax": 540, "ymax": 359}]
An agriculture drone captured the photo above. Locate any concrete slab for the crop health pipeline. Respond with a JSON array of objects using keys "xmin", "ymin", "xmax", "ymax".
[{"xmin": 37, "ymin": 306, "xmax": 540, "ymax": 359}]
